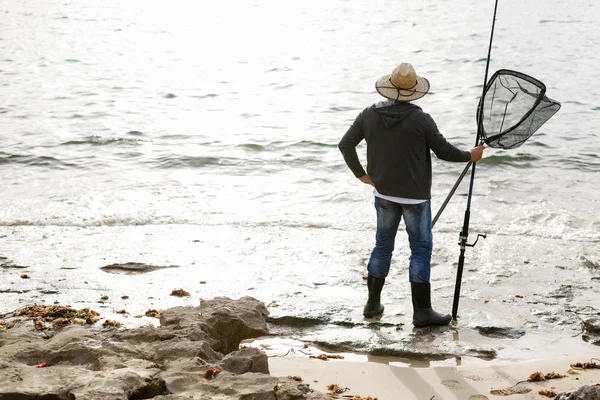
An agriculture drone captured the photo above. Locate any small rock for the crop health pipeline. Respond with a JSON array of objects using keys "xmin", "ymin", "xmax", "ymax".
[
  {"xmin": 474, "ymin": 326, "xmax": 526, "ymax": 339},
  {"xmin": 218, "ymin": 347, "xmax": 269, "ymax": 374}
]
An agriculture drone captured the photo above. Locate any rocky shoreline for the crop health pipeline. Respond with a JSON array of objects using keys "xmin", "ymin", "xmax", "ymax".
[{"xmin": 0, "ymin": 296, "xmax": 328, "ymax": 400}]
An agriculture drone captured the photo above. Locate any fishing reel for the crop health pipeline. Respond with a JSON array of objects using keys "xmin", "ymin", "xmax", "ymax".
[
  {"xmin": 464, "ymin": 233, "xmax": 486, "ymax": 247},
  {"xmin": 458, "ymin": 226, "xmax": 486, "ymax": 248}
]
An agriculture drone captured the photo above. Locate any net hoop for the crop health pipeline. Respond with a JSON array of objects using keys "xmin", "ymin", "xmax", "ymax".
[{"xmin": 477, "ymin": 69, "xmax": 546, "ymax": 145}]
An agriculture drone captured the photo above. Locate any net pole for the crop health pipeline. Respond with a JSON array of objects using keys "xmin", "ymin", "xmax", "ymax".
[
  {"xmin": 452, "ymin": 0, "xmax": 499, "ymax": 320},
  {"xmin": 432, "ymin": 162, "xmax": 472, "ymax": 228}
]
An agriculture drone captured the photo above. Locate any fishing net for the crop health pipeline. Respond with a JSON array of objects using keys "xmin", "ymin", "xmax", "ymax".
[{"xmin": 477, "ymin": 69, "xmax": 561, "ymax": 150}]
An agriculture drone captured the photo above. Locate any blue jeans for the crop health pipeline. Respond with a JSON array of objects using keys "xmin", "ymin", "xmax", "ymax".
[{"xmin": 367, "ymin": 197, "xmax": 433, "ymax": 283}]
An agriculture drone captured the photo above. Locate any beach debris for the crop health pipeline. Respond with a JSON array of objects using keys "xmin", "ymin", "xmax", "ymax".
[
  {"xmin": 515, "ymin": 294, "xmax": 523, "ymax": 298},
  {"xmin": 52, "ymin": 318, "xmax": 71, "ymax": 328},
  {"xmin": 310, "ymin": 354, "xmax": 345, "ymax": 361},
  {"xmin": 570, "ymin": 359, "xmax": 600, "ymax": 370},
  {"xmin": 203, "ymin": 368, "xmax": 222, "ymax": 380},
  {"xmin": 3, "ymin": 305, "xmax": 101, "ymax": 328},
  {"xmin": 102, "ymin": 320, "xmax": 122, "ymax": 328},
  {"xmin": 145, "ymin": 309, "xmax": 160, "ymax": 318},
  {"xmin": 327, "ymin": 384, "xmax": 348, "ymax": 395},
  {"xmin": 538, "ymin": 389, "xmax": 557, "ymax": 397},
  {"xmin": 362, "ymin": 275, "xmax": 368, "ymax": 280},
  {"xmin": 170, "ymin": 288, "xmax": 190, "ymax": 297},
  {"xmin": 193, "ymin": 357, "xmax": 207, "ymax": 365},
  {"xmin": 116, "ymin": 309, "xmax": 127, "ymax": 314},
  {"xmin": 527, "ymin": 371, "xmax": 565, "ymax": 381},
  {"xmin": 259, "ymin": 344, "xmax": 271, "ymax": 350},
  {"xmin": 567, "ymin": 369, "xmax": 580, "ymax": 375},
  {"xmin": 35, "ymin": 363, "xmax": 47, "ymax": 368},
  {"xmin": 545, "ymin": 372, "xmax": 565, "ymax": 379},
  {"xmin": 84, "ymin": 281, "xmax": 88, "ymax": 284},
  {"xmin": 351, "ymin": 396, "xmax": 377, "ymax": 400},
  {"xmin": 200, "ymin": 281, "xmax": 207, "ymax": 284},
  {"xmin": 20, "ymin": 273, "xmax": 30, "ymax": 279},
  {"xmin": 121, "ymin": 295, "xmax": 129, "ymax": 300},
  {"xmin": 288, "ymin": 375, "xmax": 303, "ymax": 382},
  {"xmin": 528, "ymin": 372, "xmax": 546, "ymax": 382},
  {"xmin": 32, "ymin": 318, "xmax": 46, "ymax": 330}
]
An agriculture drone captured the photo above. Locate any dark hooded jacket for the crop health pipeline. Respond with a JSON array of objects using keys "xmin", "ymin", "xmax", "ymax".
[{"xmin": 338, "ymin": 100, "xmax": 470, "ymax": 200}]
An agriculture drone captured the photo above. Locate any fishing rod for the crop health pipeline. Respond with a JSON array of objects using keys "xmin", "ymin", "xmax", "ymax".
[
  {"xmin": 446, "ymin": 0, "xmax": 561, "ymax": 319},
  {"xmin": 450, "ymin": 0, "xmax": 499, "ymax": 319}
]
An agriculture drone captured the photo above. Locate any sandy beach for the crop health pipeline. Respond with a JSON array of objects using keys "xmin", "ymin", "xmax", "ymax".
[
  {"xmin": 269, "ymin": 353, "xmax": 600, "ymax": 399},
  {"xmin": 2, "ymin": 0, "xmax": 600, "ymax": 398}
]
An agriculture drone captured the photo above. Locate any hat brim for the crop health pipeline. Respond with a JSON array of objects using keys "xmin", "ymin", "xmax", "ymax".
[{"xmin": 375, "ymin": 75, "xmax": 430, "ymax": 102}]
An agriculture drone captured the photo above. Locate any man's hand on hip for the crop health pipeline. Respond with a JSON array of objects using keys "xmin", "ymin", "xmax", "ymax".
[{"xmin": 359, "ymin": 174, "xmax": 374, "ymax": 186}]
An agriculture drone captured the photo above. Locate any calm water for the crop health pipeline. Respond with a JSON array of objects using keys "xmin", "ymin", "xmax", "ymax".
[{"xmin": 1, "ymin": 0, "xmax": 599, "ymax": 365}]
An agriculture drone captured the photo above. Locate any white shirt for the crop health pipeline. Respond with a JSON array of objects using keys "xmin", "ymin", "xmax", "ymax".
[{"xmin": 373, "ymin": 188, "xmax": 427, "ymax": 205}]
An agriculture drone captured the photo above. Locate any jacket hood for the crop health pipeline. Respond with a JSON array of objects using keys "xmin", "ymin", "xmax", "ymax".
[{"xmin": 373, "ymin": 100, "xmax": 422, "ymax": 128}]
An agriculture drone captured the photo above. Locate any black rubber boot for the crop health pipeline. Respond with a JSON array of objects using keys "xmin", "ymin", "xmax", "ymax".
[
  {"xmin": 411, "ymin": 282, "xmax": 452, "ymax": 327},
  {"xmin": 363, "ymin": 275, "xmax": 385, "ymax": 318}
]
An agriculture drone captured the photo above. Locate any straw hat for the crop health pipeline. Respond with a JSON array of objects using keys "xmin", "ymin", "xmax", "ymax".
[{"xmin": 375, "ymin": 62, "xmax": 430, "ymax": 102}]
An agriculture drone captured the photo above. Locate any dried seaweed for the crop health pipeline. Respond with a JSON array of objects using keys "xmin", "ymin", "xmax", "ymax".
[
  {"xmin": 309, "ymin": 354, "xmax": 345, "ymax": 361},
  {"xmin": 2, "ymin": 305, "xmax": 101, "ymax": 328},
  {"xmin": 528, "ymin": 371, "xmax": 546, "ymax": 382},
  {"xmin": 102, "ymin": 320, "xmax": 122, "ymax": 328},
  {"xmin": 570, "ymin": 359, "xmax": 600, "ymax": 370},
  {"xmin": 170, "ymin": 289, "xmax": 190, "ymax": 297},
  {"xmin": 203, "ymin": 368, "xmax": 222, "ymax": 380},
  {"xmin": 327, "ymin": 384, "xmax": 347, "ymax": 394},
  {"xmin": 145, "ymin": 309, "xmax": 161, "ymax": 318},
  {"xmin": 527, "ymin": 371, "xmax": 565, "ymax": 382}
]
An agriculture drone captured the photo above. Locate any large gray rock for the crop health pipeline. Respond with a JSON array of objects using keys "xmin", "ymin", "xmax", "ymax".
[
  {"xmin": 0, "ymin": 296, "xmax": 325, "ymax": 400},
  {"xmin": 554, "ymin": 385, "xmax": 600, "ymax": 400},
  {"xmin": 160, "ymin": 296, "xmax": 269, "ymax": 354}
]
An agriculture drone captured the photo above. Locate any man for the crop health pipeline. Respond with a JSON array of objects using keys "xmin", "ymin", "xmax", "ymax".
[{"xmin": 338, "ymin": 62, "xmax": 484, "ymax": 327}]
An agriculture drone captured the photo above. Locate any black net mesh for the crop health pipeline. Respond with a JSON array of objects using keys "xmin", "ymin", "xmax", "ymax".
[{"xmin": 477, "ymin": 69, "xmax": 561, "ymax": 150}]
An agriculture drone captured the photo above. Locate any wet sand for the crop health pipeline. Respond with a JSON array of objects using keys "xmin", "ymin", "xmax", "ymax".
[
  {"xmin": 1, "ymin": 224, "xmax": 599, "ymax": 366},
  {"xmin": 269, "ymin": 354, "xmax": 600, "ymax": 400}
]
